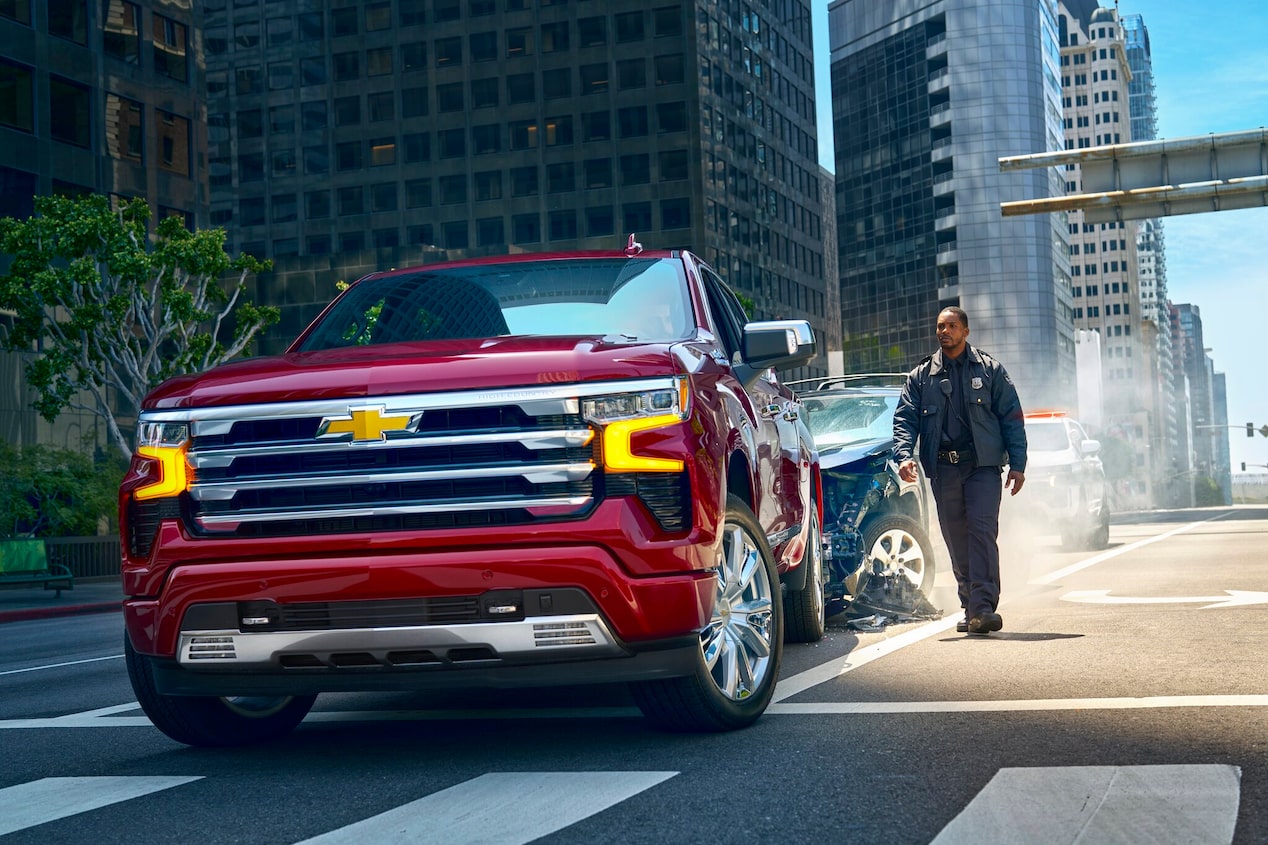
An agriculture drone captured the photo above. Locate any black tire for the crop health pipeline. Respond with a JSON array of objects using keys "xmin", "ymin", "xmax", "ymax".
[
  {"xmin": 125, "ymin": 635, "xmax": 316, "ymax": 748},
  {"xmin": 784, "ymin": 507, "xmax": 826, "ymax": 643},
  {"xmin": 1086, "ymin": 503, "xmax": 1110, "ymax": 550},
  {"xmin": 631, "ymin": 495, "xmax": 783, "ymax": 732},
  {"xmin": 855, "ymin": 513, "xmax": 935, "ymax": 598}
]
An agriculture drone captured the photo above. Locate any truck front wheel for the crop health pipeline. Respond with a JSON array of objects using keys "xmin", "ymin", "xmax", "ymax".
[
  {"xmin": 125, "ymin": 635, "xmax": 316, "ymax": 747},
  {"xmin": 631, "ymin": 495, "xmax": 783, "ymax": 731}
]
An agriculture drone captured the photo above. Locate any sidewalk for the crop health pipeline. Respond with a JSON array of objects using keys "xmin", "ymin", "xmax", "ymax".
[{"xmin": 0, "ymin": 576, "xmax": 124, "ymax": 624}]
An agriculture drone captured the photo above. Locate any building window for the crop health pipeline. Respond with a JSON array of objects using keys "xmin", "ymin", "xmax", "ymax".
[
  {"xmin": 49, "ymin": 0, "xmax": 87, "ymax": 44},
  {"xmin": 0, "ymin": 61, "xmax": 33, "ymax": 133},
  {"xmin": 405, "ymin": 178, "xmax": 432, "ymax": 208},
  {"xmin": 507, "ymin": 73, "xmax": 535, "ymax": 104},
  {"xmin": 541, "ymin": 21, "xmax": 569, "ymax": 52},
  {"xmin": 153, "ymin": 14, "xmax": 189, "ymax": 82},
  {"xmin": 436, "ymin": 36, "xmax": 462, "ymax": 67},
  {"xmin": 372, "ymin": 182, "xmax": 397, "ymax": 212},
  {"xmin": 269, "ymin": 105, "xmax": 294, "ymax": 134},
  {"xmin": 549, "ymin": 209, "xmax": 577, "ymax": 241},
  {"xmin": 616, "ymin": 59, "xmax": 646, "ymax": 90},
  {"xmin": 49, "ymin": 77, "xmax": 91, "ymax": 148},
  {"xmin": 546, "ymin": 162, "xmax": 575, "ymax": 193},
  {"xmin": 366, "ymin": 2, "xmax": 391, "ymax": 31},
  {"xmin": 239, "ymin": 198, "xmax": 265, "ymax": 226},
  {"xmin": 443, "ymin": 221, "xmax": 468, "ymax": 250},
  {"xmin": 268, "ymin": 61, "xmax": 293, "ymax": 90},
  {"xmin": 369, "ymin": 91, "xmax": 394, "ymax": 122},
  {"xmin": 156, "ymin": 110, "xmax": 190, "ymax": 175},
  {"xmin": 333, "ymin": 52, "xmax": 359, "ymax": 82},
  {"xmin": 336, "ymin": 140, "xmax": 362, "ymax": 171},
  {"xmin": 656, "ymin": 101, "xmax": 687, "ymax": 133},
  {"xmin": 437, "ymin": 82, "xmax": 465, "ymax": 113},
  {"xmin": 543, "ymin": 68, "xmax": 571, "ymax": 99},
  {"xmin": 104, "ymin": 93, "xmax": 143, "ymax": 162},
  {"xmin": 401, "ymin": 42, "xmax": 427, "ymax": 71},
  {"xmin": 471, "ymin": 31, "xmax": 497, "ymax": 62},
  {"xmin": 510, "ymin": 166, "xmax": 538, "ymax": 197},
  {"xmin": 474, "ymin": 170, "xmax": 501, "ymax": 201},
  {"xmin": 439, "ymin": 174, "xmax": 466, "ymax": 205},
  {"xmin": 470, "ymin": 0, "xmax": 495, "ymax": 17},
  {"xmin": 584, "ymin": 158, "xmax": 612, "ymax": 188},
  {"xmin": 615, "ymin": 11, "xmax": 644, "ymax": 42},
  {"xmin": 544, "ymin": 115, "xmax": 572, "ymax": 146},
  {"xmin": 623, "ymin": 202, "xmax": 652, "ymax": 233},
  {"xmin": 304, "ymin": 145, "xmax": 328, "ymax": 174},
  {"xmin": 653, "ymin": 6, "xmax": 681, "ymax": 37},
  {"xmin": 331, "ymin": 7, "xmax": 358, "ymax": 37},
  {"xmin": 439, "ymin": 128, "xmax": 466, "ymax": 158},
  {"xmin": 472, "ymin": 123, "xmax": 500, "ymax": 154},
  {"xmin": 433, "ymin": 0, "xmax": 459, "ymax": 22},
  {"xmin": 0, "ymin": 0, "xmax": 32, "ymax": 25},
  {"xmin": 272, "ymin": 193, "xmax": 297, "ymax": 223},
  {"xmin": 506, "ymin": 27, "xmax": 533, "ymax": 57},
  {"xmin": 617, "ymin": 106, "xmax": 648, "ymax": 137},
  {"xmin": 660, "ymin": 198, "xmax": 690, "ymax": 230},
  {"xmin": 370, "ymin": 137, "xmax": 396, "ymax": 166},
  {"xmin": 403, "ymin": 132, "xmax": 430, "ymax": 162},
  {"xmin": 103, "ymin": 1, "xmax": 140, "ymax": 63},
  {"xmin": 337, "ymin": 186, "xmax": 364, "ymax": 215},
  {"xmin": 477, "ymin": 217, "xmax": 504, "ymax": 247},
  {"xmin": 406, "ymin": 224, "xmax": 435, "ymax": 247},
  {"xmin": 579, "ymin": 63, "xmax": 609, "ymax": 95},
  {"xmin": 582, "ymin": 110, "xmax": 610, "ymax": 142},
  {"xmin": 339, "ymin": 232, "xmax": 365, "ymax": 252},
  {"xmin": 654, "ymin": 54, "xmax": 684, "ymax": 85},
  {"xmin": 578, "ymin": 16, "xmax": 606, "ymax": 47},
  {"xmin": 298, "ymin": 12, "xmax": 323, "ymax": 40},
  {"xmin": 586, "ymin": 206, "xmax": 614, "ymax": 237},
  {"xmin": 367, "ymin": 47, "xmax": 393, "ymax": 76},
  {"xmin": 334, "ymin": 96, "xmax": 360, "ymax": 126},
  {"xmin": 659, "ymin": 150, "xmax": 688, "ymax": 181},
  {"xmin": 509, "ymin": 119, "xmax": 538, "ymax": 150},
  {"xmin": 302, "ymin": 100, "xmax": 327, "ymax": 130},
  {"xmin": 512, "ymin": 213, "xmax": 540, "ymax": 244},
  {"xmin": 620, "ymin": 154, "xmax": 650, "ymax": 185},
  {"xmin": 300, "ymin": 57, "xmax": 327, "ymax": 85},
  {"xmin": 401, "ymin": 86, "xmax": 429, "ymax": 118},
  {"xmin": 471, "ymin": 78, "xmax": 499, "ymax": 108}
]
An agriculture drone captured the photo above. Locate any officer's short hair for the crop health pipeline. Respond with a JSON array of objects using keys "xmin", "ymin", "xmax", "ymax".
[{"xmin": 939, "ymin": 306, "xmax": 968, "ymax": 329}]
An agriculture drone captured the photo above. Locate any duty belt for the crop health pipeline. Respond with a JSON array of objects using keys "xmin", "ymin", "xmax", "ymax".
[{"xmin": 937, "ymin": 448, "xmax": 975, "ymax": 464}]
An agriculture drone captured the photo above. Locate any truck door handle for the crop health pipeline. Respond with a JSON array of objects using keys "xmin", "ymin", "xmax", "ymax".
[{"xmin": 759, "ymin": 404, "xmax": 781, "ymax": 419}]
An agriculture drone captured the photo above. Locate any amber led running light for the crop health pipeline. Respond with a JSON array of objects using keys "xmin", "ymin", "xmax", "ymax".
[
  {"xmin": 583, "ymin": 378, "xmax": 690, "ymax": 472},
  {"xmin": 133, "ymin": 420, "xmax": 192, "ymax": 500}
]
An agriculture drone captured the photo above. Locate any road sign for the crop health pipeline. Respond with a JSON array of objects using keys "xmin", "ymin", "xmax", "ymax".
[{"xmin": 1061, "ymin": 590, "xmax": 1268, "ymax": 609}]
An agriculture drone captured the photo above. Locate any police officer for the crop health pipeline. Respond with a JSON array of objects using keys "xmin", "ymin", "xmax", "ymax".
[{"xmin": 892, "ymin": 307, "xmax": 1027, "ymax": 635}]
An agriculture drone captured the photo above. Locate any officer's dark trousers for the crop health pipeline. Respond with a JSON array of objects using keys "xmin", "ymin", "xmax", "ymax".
[{"xmin": 931, "ymin": 461, "xmax": 1003, "ymax": 619}]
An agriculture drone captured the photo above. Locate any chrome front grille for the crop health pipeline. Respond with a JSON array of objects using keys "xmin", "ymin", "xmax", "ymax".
[{"xmin": 171, "ymin": 388, "xmax": 600, "ymax": 538}]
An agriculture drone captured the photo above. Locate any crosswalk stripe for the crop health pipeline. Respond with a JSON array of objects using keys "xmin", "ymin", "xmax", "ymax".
[
  {"xmin": 930, "ymin": 765, "xmax": 1241, "ymax": 845},
  {"xmin": 293, "ymin": 771, "xmax": 677, "ymax": 845},
  {"xmin": 0, "ymin": 776, "xmax": 203, "ymax": 836}
]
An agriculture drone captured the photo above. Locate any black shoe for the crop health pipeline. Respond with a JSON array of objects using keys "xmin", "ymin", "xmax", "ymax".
[
  {"xmin": 968, "ymin": 612, "xmax": 1003, "ymax": 635},
  {"xmin": 955, "ymin": 619, "xmax": 969, "ymax": 633}
]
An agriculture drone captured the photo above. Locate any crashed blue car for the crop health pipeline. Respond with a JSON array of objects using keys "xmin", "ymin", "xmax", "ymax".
[{"xmin": 795, "ymin": 377, "xmax": 938, "ymax": 614}]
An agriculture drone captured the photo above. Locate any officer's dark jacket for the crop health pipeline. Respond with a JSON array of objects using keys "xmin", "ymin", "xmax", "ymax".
[{"xmin": 892, "ymin": 344, "xmax": 1028, "ymax": 477}]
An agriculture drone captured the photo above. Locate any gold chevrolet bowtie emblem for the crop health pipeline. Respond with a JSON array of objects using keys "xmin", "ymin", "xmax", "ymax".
[{"xmin": 317, "ymin": 406, "xmax": 417, "ymax": 442}]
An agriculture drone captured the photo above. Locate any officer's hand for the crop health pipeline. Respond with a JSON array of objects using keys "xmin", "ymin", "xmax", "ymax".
[
  {"xmin": 1005, "ymin": 470, "xmax": 1025, "ymax": 495},
  {"xmin": 898, "ymin": 460, "xmax": 919, "ymax": 483}
]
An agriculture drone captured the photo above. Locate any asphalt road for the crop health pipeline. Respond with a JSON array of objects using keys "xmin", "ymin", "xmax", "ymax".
[{"xmin": 2, "ymin": 505, "xmax": 1266, "ymax": 844}]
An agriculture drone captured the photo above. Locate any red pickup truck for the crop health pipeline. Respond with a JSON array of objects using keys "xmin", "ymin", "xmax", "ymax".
[{"xmin": 120, "ymin": 246, "xmax": 822, "ymax": 746}]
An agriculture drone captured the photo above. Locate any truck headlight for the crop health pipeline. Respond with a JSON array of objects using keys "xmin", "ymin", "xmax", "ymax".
[
  {"xmin": 582, "ymin": 379, "xmax": 690, "ymax": 472},
  {"xmin": 132, "ymin": 421, "xmax": 192, "ymax": 500}
]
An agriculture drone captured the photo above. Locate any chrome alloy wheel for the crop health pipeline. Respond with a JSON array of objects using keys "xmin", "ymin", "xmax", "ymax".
[
  {"xmin": 701, "ymin": 522, "xmax": 777, "ymax": 702},
  {"xmin": 867, "ymin": 526, "xmax": 928, "ymax": 588}
]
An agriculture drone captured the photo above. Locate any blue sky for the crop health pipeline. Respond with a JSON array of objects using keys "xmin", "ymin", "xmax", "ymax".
[{"xmin": 812, "ymin": 1, "xmax": 1268, "ymax": 476}]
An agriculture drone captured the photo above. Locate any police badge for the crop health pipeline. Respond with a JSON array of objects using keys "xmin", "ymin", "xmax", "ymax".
[{"xmin": 971, "ymin": 377, "xmax": 983, "ymax": 389}]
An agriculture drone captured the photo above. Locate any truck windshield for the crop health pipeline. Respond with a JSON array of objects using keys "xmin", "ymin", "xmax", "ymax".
[{"xmin": 297, "ymin": 257, "xmax": 695, "ymax": 350}]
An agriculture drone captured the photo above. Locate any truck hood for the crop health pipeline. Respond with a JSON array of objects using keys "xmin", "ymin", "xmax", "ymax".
[
  {"xmin": 816, "ymin": 436, "xmax": 893, "ymax": 471},
  {"xmin": 143, "ymin": 336, "xmax": 681, "ymax": 409}
]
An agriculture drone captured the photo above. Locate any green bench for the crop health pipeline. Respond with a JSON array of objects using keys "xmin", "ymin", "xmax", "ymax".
[{"xmin": 0, "ymin": 539, "xmax": 75, "ymax": 598}]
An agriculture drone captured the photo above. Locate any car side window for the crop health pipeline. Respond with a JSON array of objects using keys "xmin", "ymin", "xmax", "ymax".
[{"xmin": 698, "ymin": 265, "xmax": 744, "ymax": 361}]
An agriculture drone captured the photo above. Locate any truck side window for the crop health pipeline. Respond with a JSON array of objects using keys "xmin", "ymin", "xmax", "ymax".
[{"xmin": 699, "ymin": 266, "xmax": 744, "ymax": 360}]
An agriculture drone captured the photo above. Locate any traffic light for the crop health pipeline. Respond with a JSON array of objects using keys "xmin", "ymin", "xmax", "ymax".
[{"xmin": 1248, "ymin": 423, "xmax": 1255, "ymax": 437}]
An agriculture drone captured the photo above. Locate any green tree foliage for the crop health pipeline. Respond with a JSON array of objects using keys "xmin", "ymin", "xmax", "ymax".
[
  {"xmin": 0, "ymin": 195, "xmax": 279, "ymax": 459},
  {"xmin": 0, "ymin": 443, "xmax": 124, "ymax": 538}
]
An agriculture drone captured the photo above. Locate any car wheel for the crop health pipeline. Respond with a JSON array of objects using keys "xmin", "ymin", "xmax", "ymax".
[
  {"xmin": 853, "ymin": 513, "xmax": 935, "ymax": 598},
  {"xmin": 784, "ymin": 506, "xmax": 826, "ymax": 643},
  {"xmin": 125, "ymin": 635, "xmax": 316, "ymax": 748},
  {"xmin": 1086, "ymin": 503, "xmax": 1110, "ymax": 550},
  {"xmin": 631, "ymin": 495, "xmax": 783, "ymax": 732}
]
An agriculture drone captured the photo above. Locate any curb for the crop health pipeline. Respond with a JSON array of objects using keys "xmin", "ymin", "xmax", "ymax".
[{"xmin": 0, "ymin": 601, "xmax": 122, "ymax": 624}]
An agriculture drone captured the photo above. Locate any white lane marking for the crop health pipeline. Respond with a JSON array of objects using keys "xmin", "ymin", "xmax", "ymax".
[
  {"xmin": 1030, "ymin": 512, "xmax": 1229, "ymax": 586},
  {"xmin": 0, "ymin": 776, "xmax": 203, "ymax": 836},
  {"xmin": 0, "ymin": 654, "xmax": 124, "ymax": 676},
  {"xmin": 293, "ymin": 771, "xmax": 677, "ymax": 845},
  {"xmin": 1061, "ymin": 589, "xmax": 1268, "ymax": 609},
  {"xmin": 930, "ymin": 765, "xmax": 1240, "ymax": 845},
  {"xmin": 768, "ymin": 695, "xmax": 1268, "ymax": 714},
  {"xmin": 772, "ymin": 615, "xmax": 962, "ymax": 702}
]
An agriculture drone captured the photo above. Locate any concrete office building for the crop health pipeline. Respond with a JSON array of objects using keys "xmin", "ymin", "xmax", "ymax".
[
  {"xmin": 0, "ymin": 0, "xmax": 205, "ymax": 447},
  {"xmin": 827, "ymin": 0, "xmax": 1074, "ymax": 408},
  {"xmin": 203, "ymin": 0, "xmax": 834, "ymax": 375}
]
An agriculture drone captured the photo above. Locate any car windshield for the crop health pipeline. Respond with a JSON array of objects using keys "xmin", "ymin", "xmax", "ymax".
[
  {"xmin": 1027, "ymin": 421, "xmax": 1073, "ymax": 451},
  {"xmin": 297, "ymin": 257, "xmax": 695, "ymax": 350},
  {"xmin": 802, "ymin": 393, "xmax": 898, "ymax": 448}
]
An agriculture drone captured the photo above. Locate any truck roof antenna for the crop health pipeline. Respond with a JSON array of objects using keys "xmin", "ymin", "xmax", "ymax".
[{"xmin": 624, "ymin": 233, "xmax": 643, "ymax": 256}]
